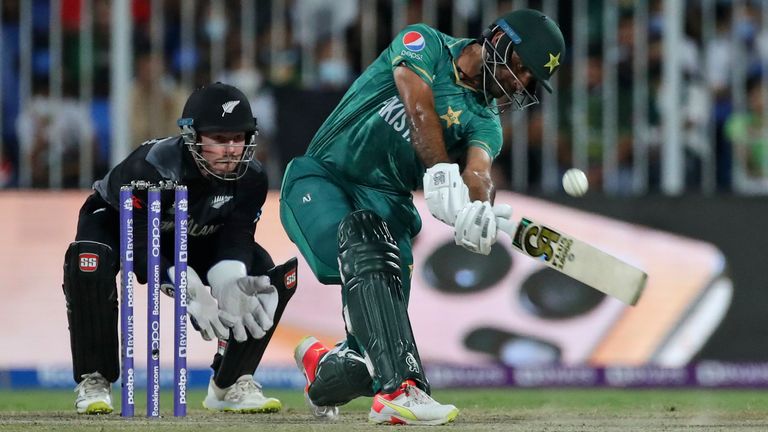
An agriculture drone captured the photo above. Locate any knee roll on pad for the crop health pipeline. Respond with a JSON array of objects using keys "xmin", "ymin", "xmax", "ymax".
[
  {"xmin": 63, "ymin": 241, "xmax": 120, "ymax": 383},
  {"xmin": 337, "ymin": 210, "xmax": 429, "ymax": 394},
  {"xmin": 338, "ymin": 211, "xmax": 402, "ymax": 282}
]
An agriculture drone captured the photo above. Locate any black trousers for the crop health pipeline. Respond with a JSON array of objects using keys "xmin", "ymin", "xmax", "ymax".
[{"xmin": 69, "ymin": 192, "xmax": 287, "ymax": 387}]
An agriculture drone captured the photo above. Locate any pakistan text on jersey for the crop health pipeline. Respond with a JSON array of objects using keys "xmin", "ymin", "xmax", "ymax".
[
  {"xmin": 378, "ymin": 95, "xmax": 412, "ymax": 142},
  {"xmin": 160, "ymin": 218, "xmax": 221, "ymax": 237}
]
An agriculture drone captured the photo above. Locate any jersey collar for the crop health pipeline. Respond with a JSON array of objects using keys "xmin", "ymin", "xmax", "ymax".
[{"xmin": 447, "ymin": 38, "xmax": 478, "ymax": 92}]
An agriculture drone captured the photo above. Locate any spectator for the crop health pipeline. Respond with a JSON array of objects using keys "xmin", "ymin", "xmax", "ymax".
[
  {"xmin": 130, "ymin": 51, "xmax": 187, "ymax": 145},
  {"xmin": 16, "ymin": 78, "xmax": 96, "ymax": 188},
  {"xmin": 724, "ymin": 75, "xmax": 768, "ymax": 194}
]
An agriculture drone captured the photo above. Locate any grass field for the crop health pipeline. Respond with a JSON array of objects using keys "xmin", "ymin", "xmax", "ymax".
[{"xmin": 2, "ymin": 388, "xmax": 768, "ymax": 431}]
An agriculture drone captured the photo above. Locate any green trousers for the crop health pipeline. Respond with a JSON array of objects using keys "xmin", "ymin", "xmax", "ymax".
[
  {"xmin": 280, "ymin": 156, "xmax": 425, "ymax": 395},
  {"xmin": 279, "ymin": 156, "xmax": 421, "ymax": 295}
]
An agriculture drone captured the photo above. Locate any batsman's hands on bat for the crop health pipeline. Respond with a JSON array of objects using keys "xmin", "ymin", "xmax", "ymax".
[
  {"xmin": 208, "ymin": 260, "xmax": 277, "ymax": 342},
  {"xmin": 162, "ymin": 266, "xmax": 229, "ymax": 342},
  {"xmin": 423, "ymin": 163, "xmax": 470, "ymax": 226},
  {"xmin": 454, "ymin": 200, "xmax": 498, "ymax": 255},
  {"xmin": 492, "ymin": 204, "xmax": 514, "ymax": 236}
]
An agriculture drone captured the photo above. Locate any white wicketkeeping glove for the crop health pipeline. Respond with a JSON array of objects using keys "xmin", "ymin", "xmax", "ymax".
[
  {"xmin": 423, "ymin": 163, "xmax": 470, "ymax": 226},
  {"xmin": 207, "ymin": 260, "xmax": 278, "ymax": 342},
  {"xmin": 454, "ymin": 201, "xmax": 498, "ymax": 255},
  {"xmin": 163, "ymin": 266, "xmax": 229, "ymax": 341}
]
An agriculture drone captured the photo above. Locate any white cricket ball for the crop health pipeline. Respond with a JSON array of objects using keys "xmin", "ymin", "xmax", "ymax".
[{"xmin": 562, "ymin": 168, "xmax": 588, "ymax": 197}]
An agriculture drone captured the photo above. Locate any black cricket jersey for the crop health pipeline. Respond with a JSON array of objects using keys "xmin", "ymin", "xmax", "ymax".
[{"xmin": 91, "ymin": 136, "xmax": 268, "ymax": 275}]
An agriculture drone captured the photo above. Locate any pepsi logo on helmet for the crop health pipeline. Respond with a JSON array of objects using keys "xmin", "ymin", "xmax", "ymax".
[{"xmin": 402, "ymin": 31, "xmax": 426, "ymax": 52}]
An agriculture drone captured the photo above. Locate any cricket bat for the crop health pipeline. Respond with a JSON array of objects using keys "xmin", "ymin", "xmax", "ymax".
[{"xmin": 496, "ymin": 217, "xmax": 647, "ymax": 305}]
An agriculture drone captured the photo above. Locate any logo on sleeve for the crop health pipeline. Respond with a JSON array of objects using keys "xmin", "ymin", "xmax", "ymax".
[
  {"xmin": 402, "ymin": 31, "xmax": 425, "ymax": 52},
  {"xmin": 79, "ymin": 253, "xmax": 99, "ymax": 272}
]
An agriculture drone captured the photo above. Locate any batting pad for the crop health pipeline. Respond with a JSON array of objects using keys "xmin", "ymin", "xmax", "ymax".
[{"xmin": 338, "ymin": 210, "xmax": 429, "ymax": 394}]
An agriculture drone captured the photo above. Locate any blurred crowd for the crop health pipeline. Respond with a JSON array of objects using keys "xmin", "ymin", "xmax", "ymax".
[
  {"xmin": 492, "ymin": 0, "xmax": 768, "ymax": 195},
  {"xmin": 2, "ymin": 0, "xmax": 768, "ymax": 195}
]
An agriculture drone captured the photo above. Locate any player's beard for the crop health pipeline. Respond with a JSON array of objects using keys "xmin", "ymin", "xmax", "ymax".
[
  {"xmin": 209, "ymin": 158, "xmax": 240, "ymax": 175},
  {"xmin": 482, "ymin": 72, "xmax": 507, "ymax": 99},
  {"xmin": 199, "ymin": 151, "xmax": 241, "ymax": 176},
  {"xmin": 480, "ymin": 66, "xmax": 514, "ymax": 107}
]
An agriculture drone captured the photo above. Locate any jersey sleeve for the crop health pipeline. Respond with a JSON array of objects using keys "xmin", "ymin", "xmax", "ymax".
[
  {"xmin": 93, "ymin": 147, "xmax": 166, "ymax": 282},
  {"xmin": 97, "ymin": 149, "xmax": 165, "ymax": 209},
  {"xmin": 211, "ymin": 169, "xmax": 269, "ymax": 270},
  {"xmin": 465, "ymin": 116, "xmax": 503, "ymax": 160},
  {"xmin": 387, "ymin": 24, "xmax": 444, "ymax": 87}
]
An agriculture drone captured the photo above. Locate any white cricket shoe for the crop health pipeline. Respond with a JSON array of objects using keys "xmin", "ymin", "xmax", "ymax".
[
  {"xmin": 294, "ymin": 336, "xmax": 339, "ymax": 420},
  {"xmin": 202, "ymin": 374, "xmax": 282, "ymax": 413},
  {"xmin": 74, "ymin": 372, "xmax": 113, "ymax": 415},
  {"xmin": 369, "ymin": 379, "xmax": 459, "ymax": 426}
]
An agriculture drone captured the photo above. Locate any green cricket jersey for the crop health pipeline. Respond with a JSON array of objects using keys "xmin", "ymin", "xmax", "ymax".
[{"xmin": 306, "ymin": 23, "xmax": 503, "ymax": 194}]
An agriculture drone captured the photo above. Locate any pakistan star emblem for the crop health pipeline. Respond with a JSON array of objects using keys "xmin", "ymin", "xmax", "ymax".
[
  {"xmin": 440, "ymin": 106, "xmax": 462, "ymax": 127},
  {"xmin": 544, "ymin": 52, "xmax": 560, "ymax": 74}
]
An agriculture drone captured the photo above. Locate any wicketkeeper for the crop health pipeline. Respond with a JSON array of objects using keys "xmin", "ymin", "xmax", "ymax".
[{"xmin": 63, "ymin": 82, "xmax": 297, "ymax": 414}]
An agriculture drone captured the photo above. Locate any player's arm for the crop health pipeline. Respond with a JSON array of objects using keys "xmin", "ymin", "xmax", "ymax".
[
  {"xmin": 394, "ymin": 65, "xmax": 469, "ymax": 226},
  {"xmin": 206, "ymin": 171, "xmax": 276, "ymax": 342},
  {"xmin": 450, "ymin": 145, "xmax": 509, "ymax": 256},
  {"xmin": 463, "ymin": 146, "xmax": 495, "ymax": 203},
  {"xmin": 211, "ymin": 176, "xmax": 266, "ymax": 268},
  {"xmin": 394, "ymin": 79, "xmax": 497, "ymax": 204},
  {"xmin": 393, "ymin": 65, "xmax": 450, "ymax": 167}
]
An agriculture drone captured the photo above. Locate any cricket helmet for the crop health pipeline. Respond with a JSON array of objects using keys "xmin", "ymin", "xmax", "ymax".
[
  {"xmin": 177, "ymin": 82, "xmax": 258, "ymax": 181},
  {"xmin": 479, "ymin": 9, "xmax": 565, "ymax": 112}
]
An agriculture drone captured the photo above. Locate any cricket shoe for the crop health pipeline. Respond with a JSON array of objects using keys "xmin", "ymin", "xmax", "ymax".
[
  {"xmin": 202, "ymin": 375, "xmax": 282, "ymax": 413},
  {"xmin": 369, "ymin": 379, "xmax": 459, "ymax": 426},
  {"xmin": 74, "ymin": 372, "xmax": 113, "ymax": 414},
  {"xmin": 294, "ymin": 336, "xmax": 339, "ymax": 420}
]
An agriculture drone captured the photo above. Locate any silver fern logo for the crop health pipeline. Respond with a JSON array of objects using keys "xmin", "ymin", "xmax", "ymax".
[
  {"xmin": 211, "ymin": 195, "xmax": 233, "ymax": 209},
  {"xmin": 221, "ymin": 100, "xmax": 240, "ymax": 117}
]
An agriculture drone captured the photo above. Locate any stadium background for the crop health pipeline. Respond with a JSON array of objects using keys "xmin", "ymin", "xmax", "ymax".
[{"xmin": 2, "ymin": 0, "xmax": 768, "ymax": 391}]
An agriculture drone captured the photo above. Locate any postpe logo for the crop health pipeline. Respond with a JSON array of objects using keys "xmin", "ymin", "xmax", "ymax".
[{"xmin": 402, "ymin": 31, "xmax": 425, "ymax": 52}]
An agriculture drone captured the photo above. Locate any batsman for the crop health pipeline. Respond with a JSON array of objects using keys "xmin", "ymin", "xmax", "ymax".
[
  {"xmin": 281, "ymin": 9, "xmax": 565, "ymax": 426},
  {"xmin": 63, "ymin": 83, "xmax": 297, "ymax": 414}
]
